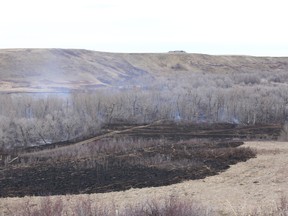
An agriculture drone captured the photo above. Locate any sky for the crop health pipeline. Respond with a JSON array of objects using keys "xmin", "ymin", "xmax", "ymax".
[{"xmin": 0, "ymin": 0, "xmax": 288, "ymax": 56}]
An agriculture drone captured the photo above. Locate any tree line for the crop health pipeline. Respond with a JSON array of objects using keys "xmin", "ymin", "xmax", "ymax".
[{"xmin": 1, "ymin": 71, "xmax": 288, "ymax": 149}]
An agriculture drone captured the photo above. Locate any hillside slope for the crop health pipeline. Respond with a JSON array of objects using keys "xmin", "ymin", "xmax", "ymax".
[{"xmin": 1, "ymin": 49, "xmax": 288, "ymax": 92}]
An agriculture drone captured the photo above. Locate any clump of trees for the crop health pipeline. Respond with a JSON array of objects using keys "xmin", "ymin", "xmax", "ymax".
[{"xmin": 1, "ymin": 70, "xmax": 288, "ymax": 149}]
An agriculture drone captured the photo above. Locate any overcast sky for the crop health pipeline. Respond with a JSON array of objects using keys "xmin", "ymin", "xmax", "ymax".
[{"xmin": 0, "ymin": 0, "xmax": 287, "ymax": 56}]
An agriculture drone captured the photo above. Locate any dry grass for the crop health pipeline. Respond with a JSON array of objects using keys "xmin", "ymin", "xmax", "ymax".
[
  {"xmin": 234, "ymin": 196, "xmax": 288, "ymax": 216},
  {"xmin": 2, "ymin": 194, "xmax": 288, "ymax": 216},
  {"xmin": 2, "ymin": 195, "xmax": 213, "ymax": 216}
]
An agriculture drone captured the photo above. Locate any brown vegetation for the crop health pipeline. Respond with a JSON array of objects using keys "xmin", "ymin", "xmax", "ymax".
[
  {"xmin": 3, "ymin": 195, "xmax": 212, "ymax": 216},
  {"xmin": 2, "ymin": 194, "xmax": 288, "ymax": 216},
  {"xmin": 0, "ymin": 86, "xmax": 286, "ymax": 150}
]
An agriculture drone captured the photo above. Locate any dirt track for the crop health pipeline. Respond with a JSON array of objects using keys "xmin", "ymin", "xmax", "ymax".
[{"xmin": 1, "ymin": 141, "xmax": 287, "ymax": 215}]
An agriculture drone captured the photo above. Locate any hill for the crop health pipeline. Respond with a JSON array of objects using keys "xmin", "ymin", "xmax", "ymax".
[{"xmin": 1, "ymin": 49, "xmax": 288, "ymax": 93}]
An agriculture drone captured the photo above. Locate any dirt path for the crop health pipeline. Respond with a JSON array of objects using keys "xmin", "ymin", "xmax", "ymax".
[{"xmin": 1, "ymin": 141, "xmax": 288, "ymax": 215}]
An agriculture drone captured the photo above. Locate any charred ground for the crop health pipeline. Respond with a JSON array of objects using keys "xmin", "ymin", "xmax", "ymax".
[{"xmin": 0, "ymin": 123, "xmax": 282, "ymax": 198}]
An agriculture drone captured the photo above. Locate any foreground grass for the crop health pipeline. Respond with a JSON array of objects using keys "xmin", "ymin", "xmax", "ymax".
[
  {"xmin": 3, "ymin": 196, "xmax": 211, "ymax": 216},
  {"xmin": 2, "ymin": 195, "xmax": 288, "ymax": 216}
]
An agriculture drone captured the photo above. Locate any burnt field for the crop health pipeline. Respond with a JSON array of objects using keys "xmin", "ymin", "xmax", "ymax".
[
  {"xmin": 103, "ymin": 122, "xmax": 281, "ymax": 140},
  {"xmin": 0, "ymin": 123, "xmax": 282, "ymax": 198}
]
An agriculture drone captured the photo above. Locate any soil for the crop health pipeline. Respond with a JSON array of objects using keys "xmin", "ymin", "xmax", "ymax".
[{"xmin": 0, "ymin": 123, "xmax": 282, "ymax": 198}]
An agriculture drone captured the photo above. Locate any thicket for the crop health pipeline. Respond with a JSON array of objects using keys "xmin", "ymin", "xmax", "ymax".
[{"xmin": 1, "ymin": 71, "xmax": 288, "ymax": 149}]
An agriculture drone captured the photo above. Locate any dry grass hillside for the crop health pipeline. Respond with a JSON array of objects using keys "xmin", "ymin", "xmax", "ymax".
[{"xmin": 1, "ymin": 49, "xmax": 288, "ymax": 92}]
